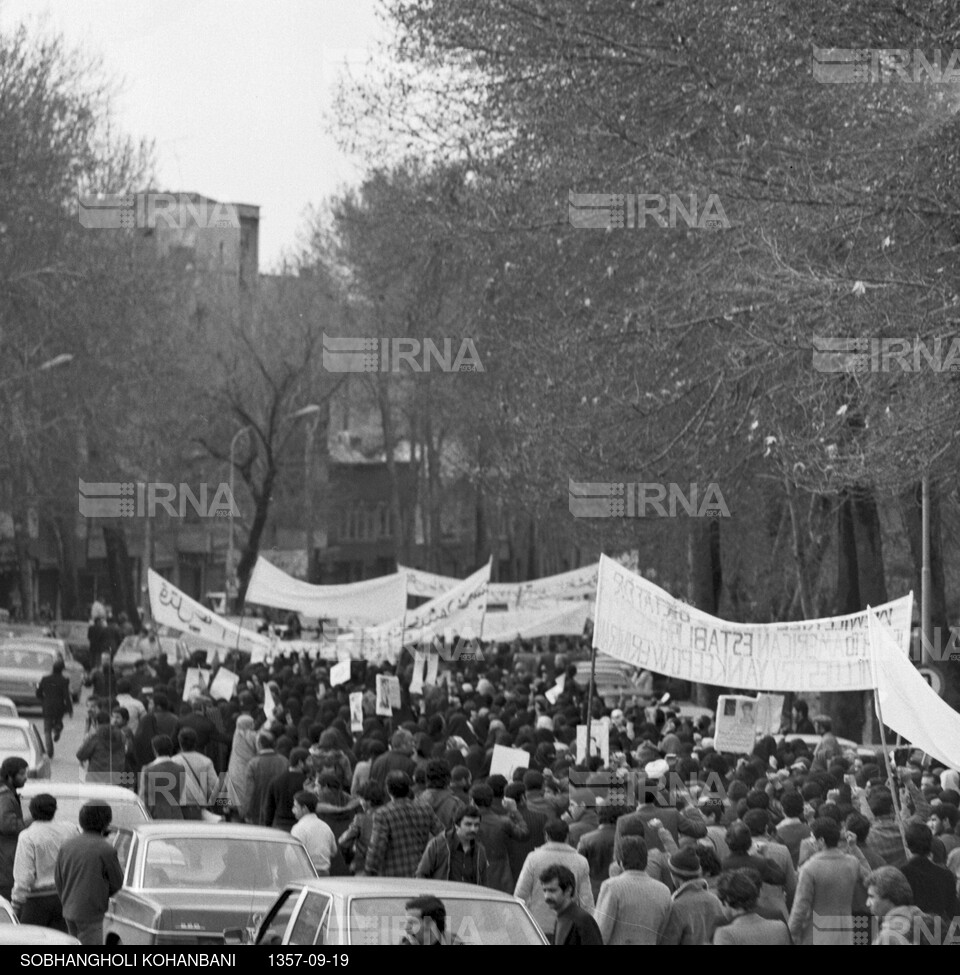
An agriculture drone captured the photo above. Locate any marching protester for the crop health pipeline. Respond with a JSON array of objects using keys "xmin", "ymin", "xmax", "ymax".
[
  {"xmin": 54, "ymin": 802, "xmax": 123, "ymax": 946},
  {"xmin": 11, "ymin": 794, "xmax": 76, "ymax": 930},
  {"xmin": 36, "ymin": 658, "xmax": 73, "ymax": 759},
  {"xmin": 28, "ymin": 581, "xmax": 960, "ymax": 948},
  {"xmin": 0, "ymin": 757, "xmax": 28, "ymax": 902}
]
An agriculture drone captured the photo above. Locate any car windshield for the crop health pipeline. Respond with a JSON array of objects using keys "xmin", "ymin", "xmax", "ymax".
[
  {"xmin": 142, "ymin": 837, "xmax": 313, "ymax": 890},
  {"xmin": 0, "ymin": 726, "xmax": 29, "ymax": 751},
  {"xmin": 349, "ymin": 896, "xmax": 544, "ymax": 946},
  {"xmin": 0, "ymin": 647, "xmax": 53, "ymax": 669}
]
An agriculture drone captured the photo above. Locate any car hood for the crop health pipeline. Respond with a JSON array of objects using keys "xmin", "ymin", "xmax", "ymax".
[{"xmin": 123, "ymin": 889, "xmax": 279, "ymax": 933}]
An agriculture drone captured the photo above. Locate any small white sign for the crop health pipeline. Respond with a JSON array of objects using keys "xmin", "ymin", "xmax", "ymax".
[
  {"xmin": 208, "ymin": 667, "xmax": 239, "ymax": 702},
  {"xmin": 576, "ymin": 723, "xmax": 609, "ymax": 765},
  {"xmin": 330, "ymin": 658, "xmax": 351, "ymax": 687},
  {"xmin": 349, "ymin": 691, "xmax": 364, "ymax": 732},
  {"xmin": 490, "ymin": 744, "xmax": 530, "ymax": 781}
]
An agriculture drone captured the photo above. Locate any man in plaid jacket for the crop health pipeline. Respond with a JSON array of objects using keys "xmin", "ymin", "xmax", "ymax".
[{"xmin": 365, "ymin": 771, "xmax": 443, "ymax": 877}]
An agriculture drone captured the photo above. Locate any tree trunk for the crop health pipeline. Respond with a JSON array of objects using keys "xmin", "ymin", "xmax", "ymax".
[
  {"xmin": 426, "ymin": 418, "xmax": 443, "ymax": 572},
  {"xmin": 13, "ymin": 512, "xmax": 34, "ymax": 622},
  {"xmin": 824, "ymin": 486, "xmax": 888, "ymax": 741},
  {"xmin": 687, "ymin": 518, "xmax": 722, "ymax": 710},
  {"xmin": 54, "ymin": 515, "xmax": 80, "ymax": 618},
  {"xmin": 376, "ymin": 376, "xmax": 407, "ymax": 565},
  {"xmin": 236, "ymin": 467, "xmax": 276, "ymax": 604},
  {"xmin": 102, "ymin": 524, "xmax": 140, "ymax": 628}
]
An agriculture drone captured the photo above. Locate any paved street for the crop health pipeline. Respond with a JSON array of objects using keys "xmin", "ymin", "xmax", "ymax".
[{"xmin": 19, "ymin": 686, "xmax": 101, "ymax": 787}]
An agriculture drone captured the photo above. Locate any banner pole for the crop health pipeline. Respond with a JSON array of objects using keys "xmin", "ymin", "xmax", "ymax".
[
  {"xmin": 584, "ymin": 557, "xmax": 603, "ymax": 764},
  {"xmin": 584, "ymin": 642, "xmax": 597, "ymax": 764},
  {"xmin": 868, "ymin": 604, "xmax": 910, "ymax": 863}
]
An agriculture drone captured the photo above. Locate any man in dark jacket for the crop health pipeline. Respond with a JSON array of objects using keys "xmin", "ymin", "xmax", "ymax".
[
  {"xmin": 0, "ymin": 757, "xmax": 28, "ymax": 901},
  {"xmin": 243, "ymin": 732, "xmax": 288, "ymax": 825},
  {"xmin": 54, "ymin": 801, "xmax": 123, "ymax": 945},
  {"xmin": 369, "ymin": 730, "xmax": 417, "ymax": 787},
  {"xmin": 505, "ymin": 782, "xmax": 547, "ymax": 883},
  {"xmin": 132, "ymin": 692, "xmax": 179, "ymax": 769},
  {"xmin": 139, "ymin": 735, "xmax": 184, "ymax": 820},
  {"xmin": 416, "ymin": 805, "xmax": 487, "ymax": 883},
  {"xmin": 416, "ymin": 759, "xmax": 464, "ymax": 829},
  {"xmin": 176, "ymin": 696, "xmax": 231, "ymax": 759},
  {"xmin": 263, "ymin": 748, "xmax": 309, "ymax": 831},
  {"xmin": 37, "ymin": 659, "xmax": 73, "ymax": 759},
  {"xmin": 470, "ymin": 783, "xmax": 528, "ymax": 893},
  {"xmin": 901, "ymin": 822, "xmax": 959, "ymax": 925},
  {"xmin": 541, "ymin": 863, "xmax": 603, "ymax": 945}
]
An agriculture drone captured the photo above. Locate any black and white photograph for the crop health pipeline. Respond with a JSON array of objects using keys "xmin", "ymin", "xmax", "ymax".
[{"xmin": 0, "ymin": 0, "xmax": 959, "ymax": 951}]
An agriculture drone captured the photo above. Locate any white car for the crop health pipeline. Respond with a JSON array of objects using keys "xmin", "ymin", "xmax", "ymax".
[
  {"xmin": 0, "ymin": 896, "xmax": 81, "ymax": 945},
  {"xmin": 19, "ymin": 782, "xmax": 152, "ymax": 830}
]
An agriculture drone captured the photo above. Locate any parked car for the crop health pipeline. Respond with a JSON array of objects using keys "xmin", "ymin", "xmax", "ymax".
[
  {"xmin": 776, "ymin": 732, "xmax": 880, "ymax": 761},
  {"xmin": 0, "ymin": 895, "xmax": 81, "ymax": 944},
  {"xmin": 103, "ymin": 823, "xmax": 317, "ymax": 945},
  {"xmin": 19, "ymin": 782, "xmax": 151, "ymax": 831},
  {"xmin": 0, "ymin": 640, "xmax": 84, "ymax": 706},
  {"xmin": 229, "ymin": 877, "xmax": 549, "ymax": 946},
  {"xmin": 0, "ymin": 717, "xmax": 50, "ymax": 779},
  {"xmin": 0, "ymin": 696, "xmax": 17, "ymax": 719},
  {"xmin": 113, "ymin": 634, "xmax": 180, "ymax": 674},
  {"xmin": 50, "ymin": 620, "xmax": 92, "ymax": 671}
]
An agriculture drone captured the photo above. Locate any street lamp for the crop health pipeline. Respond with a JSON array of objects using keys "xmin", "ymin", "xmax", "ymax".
[
  {"xmin": 288, "ymin": 405, "xmax": 322, "ymax": 582},
  {"xmin": 226, "ymin": 426, "xmax": 252, "ymax": 605}
]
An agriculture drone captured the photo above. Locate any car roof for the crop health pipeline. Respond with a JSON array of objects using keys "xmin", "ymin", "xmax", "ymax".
[
  {"xmin": 124, "ymin": 823, "xmax": 304, "ymax": 840},
  {"xmin": 0, "ymin": 639, "xmax": 62, "ymax": 652},
  {"xmin": 18, "ymin": 782, "xmax": 143, "ymax": 800},
  {"xmin": 0, "ymin": 717, "xmax": 32, "ymax": 731},
  {"xmin": 288, "ymin": 877, "xmax": 527, "ymax": 901}
]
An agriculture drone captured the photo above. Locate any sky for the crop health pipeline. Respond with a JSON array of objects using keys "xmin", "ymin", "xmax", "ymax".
[{"xmin": 0, "ymin": 0, "xmax": 387, "ymax": 270}]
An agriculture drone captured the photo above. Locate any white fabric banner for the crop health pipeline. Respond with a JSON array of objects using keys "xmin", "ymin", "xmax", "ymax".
[
  {"xmin": 488, "ymin": 564, "xmax": 599, "ymax": 608},
  {"xmin": 399, "ymin": 565, "xmax": 460, "ymax": 600},
  {"xmin": 245, "ymin": 556, "xmax": 408, "ymax": 625},
  {"xmin": 869, "ymin": 608, "xmax": 960, "ymax": 770},
  {"xmin": 384, "ymin": 559, "xmax": 492, "ymax": 642},
  {"xmin": 401, "ymin": 563, "xmax": 598, "ymax": 608},
  {"xmin": 593, "ymin": 554, "xmax": 913, "ymax": 692},
  {"xmin": 149, "ymin": 569, "xmax": 272, "ymax": 656}
]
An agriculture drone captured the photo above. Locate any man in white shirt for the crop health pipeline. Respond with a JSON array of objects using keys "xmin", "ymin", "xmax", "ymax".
[
  {"xmin": 11, "ymin": 793, "xmax": 77, "ymax": 930},
  {"xmin": 291, "ymin": 791, "xmax": 337, "ymax": 875},
  {"xmin": 114, "ymin": 680, "xmax": 146, "ymax": 737},
  {"xmin": 171, "ymin": 727, "xmax": 218, "ymax": 820}
]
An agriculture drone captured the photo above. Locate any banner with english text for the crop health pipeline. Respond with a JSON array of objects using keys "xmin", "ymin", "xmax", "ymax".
[{"xmin": 592, "ymin": 554, "xmax": 912, "ymax": 692}]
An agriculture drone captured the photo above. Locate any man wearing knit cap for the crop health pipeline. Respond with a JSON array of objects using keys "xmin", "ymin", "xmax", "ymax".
[
  {"xmin": 594, "ymin": 836, "xmax": 672, "ymax": 944},
  {"xmin": 660, "ymin": 846, "xmax": 725, "ymax": 945},
  {"xmin": 613, "ymin": 759, "xmax": 680, "ymax": 860}
]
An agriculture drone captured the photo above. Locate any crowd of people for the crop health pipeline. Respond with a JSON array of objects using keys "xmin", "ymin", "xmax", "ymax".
[{"xmin": 3, "ymin": 623, "xmax": 960, "ymax": 945}]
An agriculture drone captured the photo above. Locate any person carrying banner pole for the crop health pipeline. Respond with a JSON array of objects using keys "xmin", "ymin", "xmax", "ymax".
[{"xmin": 867, "ymin": 606, "xmax": 911, "ymax": 866}]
